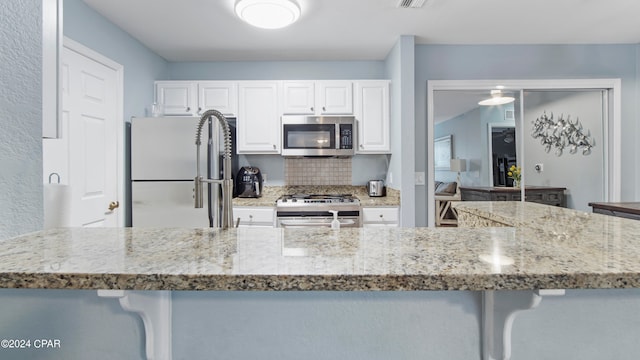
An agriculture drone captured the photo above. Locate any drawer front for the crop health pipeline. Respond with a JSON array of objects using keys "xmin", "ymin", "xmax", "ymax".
[
  {"xmin": 491, "ymin": 193, "xmax": 520, "ymax": 201},
  {"xmin": 362, "ymin": 207, "xmax": 399, "ymax": 223},
  {"xmin": 233, "ymin": 207, "xmax": 275, "ymax": 226}
]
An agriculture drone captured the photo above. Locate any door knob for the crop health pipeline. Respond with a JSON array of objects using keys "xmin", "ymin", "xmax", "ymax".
[{"xmin": 108, "ymin": 201, "xmax": 120, "ymax": 211}]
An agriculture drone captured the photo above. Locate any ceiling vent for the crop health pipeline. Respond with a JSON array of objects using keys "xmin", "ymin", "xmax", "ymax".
[{"xmin": 397, "ymin": 0, "xmax": 427, "ymax": 8}]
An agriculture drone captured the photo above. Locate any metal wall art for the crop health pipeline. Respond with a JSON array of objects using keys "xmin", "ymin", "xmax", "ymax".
[{"xmin": 531, "ymin": 112, "xmax": 594, "ymax": 156}]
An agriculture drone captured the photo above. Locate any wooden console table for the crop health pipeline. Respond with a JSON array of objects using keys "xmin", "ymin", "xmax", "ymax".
[
  {"xmin": 589, "ymin": 202, "xmax": 640, "ymax": 220},
  {"xmin": 460, "ymin": 186, "xmax": 566, "ymax": 207}
]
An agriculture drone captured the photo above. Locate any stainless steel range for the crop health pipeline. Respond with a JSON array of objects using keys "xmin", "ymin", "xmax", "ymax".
[{"xmin": 276, "ymin": 194, "xmax": 361, "ymax": 228}]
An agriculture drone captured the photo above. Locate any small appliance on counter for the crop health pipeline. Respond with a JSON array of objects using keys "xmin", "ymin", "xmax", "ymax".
[
  {"xmin": 236, "ymin": 166, "xmax": 263, "ymax": 198},
  {"xmin": 367, "ymin": 179, "xmax": 386, "ymax": 197}
]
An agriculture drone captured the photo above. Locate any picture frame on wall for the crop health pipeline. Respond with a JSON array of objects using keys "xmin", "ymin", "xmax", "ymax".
[{"xmin": 434, "ymin": 135, "xmax": 452, "ymax": 170}]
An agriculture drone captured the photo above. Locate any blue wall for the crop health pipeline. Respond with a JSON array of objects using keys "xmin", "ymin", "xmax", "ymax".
[
  {"xmin": 168, "ymin": 61, "xmax": 384, "ymax": 80},
  {"xmin": 384, "ymin": 35, "xmax": 416, "ymax": 226}
]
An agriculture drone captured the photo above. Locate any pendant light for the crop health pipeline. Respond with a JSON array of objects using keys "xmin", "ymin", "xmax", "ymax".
[
  {"xmin": 478, "ymin": 90, "xmax": 515, "ymax": 106},
  {"xmin": 235, "ymin": 0, "xmax": 301, "ymax": 29}
]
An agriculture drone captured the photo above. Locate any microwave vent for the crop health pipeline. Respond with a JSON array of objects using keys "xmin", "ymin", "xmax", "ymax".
[{"xmin": 397, "ymin": 0, "xmax": 427, "ymax": 8}]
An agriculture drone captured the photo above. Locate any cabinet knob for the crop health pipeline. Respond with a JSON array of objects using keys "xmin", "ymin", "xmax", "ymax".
[
  {"xmin": 310, "ymin": 107, "xmax": 314, "ymax": 112},
  {"xmin": 198, "ymin": 107, "xmax": 202, "ymax": 114},
  {"xmin": 322, "ymin": 106, "xmax": 326, "ymax": 112},
  {"xmin": 379, "ymin": 214, "xmax": 384, "ymax": 218},
  {"xmin": 273, "ymin": 144, "xmax": 276, "ymax": 149},
  {"xmin": 186, "ymin": 107, "xmax": 191, "ymax": 112},
  {"xmin": 360, "ymin": 144, "xmax": 364, "ymax": 149}
]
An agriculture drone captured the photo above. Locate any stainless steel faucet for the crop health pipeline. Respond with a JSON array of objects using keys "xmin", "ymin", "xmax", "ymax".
[{"xmin": 194, "ymin": 109, "xmax": 234, "ymax": 229}]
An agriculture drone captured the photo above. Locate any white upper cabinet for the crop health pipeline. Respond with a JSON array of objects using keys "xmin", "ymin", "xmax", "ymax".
[
  {"xmin": 318, "ymin": 81, "xmax": 353, "ymax": 114},
  {"xmin": 198, "ymin": 81, "xmax": 237, "ymax": 116},
  {"xmin": 155, "ymin": 81, "xmax": 197, "ymax": 116},
  {"xmin": 355, "ymin": 80, "xmax": 391, "ymax": 154},
  {"xmin": 282, "ymin": 81, "xmax": 315, "ymax": 114},
  {"xmin": 155, "ymin": 79, "xmax": 390, "ymax": 154},
  {"xmin": 237, "ymin": 81, "xmax": 281, "ymax": 154},
  {"xmin": 282, "ymin": 80, "xmax": 353, "ymax": 115},
  {"xmin": 155, "ymin": 81, "xmax": 238, "ymax": 117}
]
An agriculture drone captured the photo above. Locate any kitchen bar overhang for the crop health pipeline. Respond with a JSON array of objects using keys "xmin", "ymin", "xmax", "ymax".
[{"xmin": 2, "ymin": 201, "xmax": 640, "ymax": 360}]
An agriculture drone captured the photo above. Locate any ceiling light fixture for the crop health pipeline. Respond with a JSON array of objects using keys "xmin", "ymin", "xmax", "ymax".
[
  {"xmin": 478, "ymin": 90, "xmax": 515, "ymax": 106},
  {"xmin": 235, "ymin": 0, "xmax": 301, "ymax": 29}
]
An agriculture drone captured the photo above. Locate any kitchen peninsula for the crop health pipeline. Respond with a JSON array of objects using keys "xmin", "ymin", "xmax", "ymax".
[{"xmin": 1, "ymin": 202, "xmax": 640, "ymax": 359}]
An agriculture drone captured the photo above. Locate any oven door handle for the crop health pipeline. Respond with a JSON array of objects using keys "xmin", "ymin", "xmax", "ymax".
[{"xmin": 279, "ymin": 219, "xmax": 355, "ymax": 227}]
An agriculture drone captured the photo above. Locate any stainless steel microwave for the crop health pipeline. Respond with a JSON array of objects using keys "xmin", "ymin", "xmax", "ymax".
[{"xmin": 281, "ymin": 115, "xmax": 355, "ymax": 156}]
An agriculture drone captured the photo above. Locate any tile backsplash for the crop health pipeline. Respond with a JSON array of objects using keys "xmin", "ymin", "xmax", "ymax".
[{"xmin": 285, "ymin": 157, "xmax": 352, "ymax": 185}]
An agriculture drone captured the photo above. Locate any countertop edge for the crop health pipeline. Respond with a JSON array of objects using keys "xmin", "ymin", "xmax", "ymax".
[{"xmin": 4, "ymin": 272, "xmax": 639, "ymax": 291}]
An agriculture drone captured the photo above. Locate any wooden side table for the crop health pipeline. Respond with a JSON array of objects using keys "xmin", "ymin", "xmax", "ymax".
[
  {"xmin": 460, "ymin": 186, "xmax": 567, "ymax": 207},
  {"xmin": 435, "ymin": 194, "xmax": 461, "ymax": 226},
  {"xmin": 589, "ymin": 202, "xmax": 640, "ymax": 220}
]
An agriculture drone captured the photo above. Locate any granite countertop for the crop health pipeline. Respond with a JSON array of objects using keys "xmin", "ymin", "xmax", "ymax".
[
  {"xmin": 2, "ymin": 201, "xmax": 640, "ymax": 291},
  {"xmin": 232, "ymin": 186, "xmax": 401, "ymax": 207}
]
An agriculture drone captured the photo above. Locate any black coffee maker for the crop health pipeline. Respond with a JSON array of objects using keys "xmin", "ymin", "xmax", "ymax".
[{"xmin": 235, "ymin": 166, "xmax": 263, "ymax": 198}]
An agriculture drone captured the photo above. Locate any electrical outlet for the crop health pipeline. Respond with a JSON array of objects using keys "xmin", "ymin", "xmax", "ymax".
[
  {"xmin": 415, "ymin": 172, "xmax": 425, "ymax": 185},
  {"xmin": 534, "ymin": 163, "xmax": 544, "ymax": 173}
]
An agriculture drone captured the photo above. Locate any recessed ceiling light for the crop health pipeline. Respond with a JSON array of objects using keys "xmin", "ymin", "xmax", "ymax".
[
  {"xmin": 235, "ymin": 0, "xmax": 301, "ymax": 29},
  {"xmin": 478, "ymin": 90, "xmax": 515, "ymax": 106}
]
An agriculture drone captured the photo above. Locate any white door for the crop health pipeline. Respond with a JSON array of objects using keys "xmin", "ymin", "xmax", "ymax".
[{"xmin": 63, "ymin": 42, "xmax": 121, "ymax": 227}]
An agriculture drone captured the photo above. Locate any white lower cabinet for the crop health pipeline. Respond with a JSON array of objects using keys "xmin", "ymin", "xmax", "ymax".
[
  {"xmin": 362, "ymin": 206, "xmax": 399, "ymax": 227},
  {"xmin": 233, "ymin": 206, "xmax": 275, "ymax": 227}
]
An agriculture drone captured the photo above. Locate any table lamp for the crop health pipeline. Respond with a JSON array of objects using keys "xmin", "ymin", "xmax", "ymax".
[{"xmin": 449, "ymin": 158, "xmax": 466, "ymax": 194}]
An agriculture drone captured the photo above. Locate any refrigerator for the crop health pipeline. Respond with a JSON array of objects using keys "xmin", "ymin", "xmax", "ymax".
[{"xmin": 131, "ymin": 116, "xmax": 237, "ymax": 227}]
